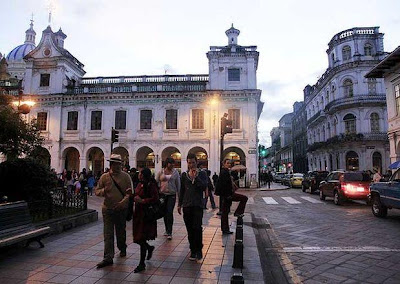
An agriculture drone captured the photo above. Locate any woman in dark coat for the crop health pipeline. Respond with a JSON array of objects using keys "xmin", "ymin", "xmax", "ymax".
[{"xmin": 132, "ymin": 168, "xmax": 158, "ymax": 273}]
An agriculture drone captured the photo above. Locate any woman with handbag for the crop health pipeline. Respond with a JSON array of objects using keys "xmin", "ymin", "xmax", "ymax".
[{"xmin": 132, "ymin": 168, "xmax": 159, "ymax": 273}]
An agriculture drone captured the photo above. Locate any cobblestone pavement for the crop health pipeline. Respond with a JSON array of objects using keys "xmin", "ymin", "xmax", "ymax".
[
  {"xmin": 0, "ymin": 190, "xmax": 263, "ymax": 284},
  {"xmin": 251, "ymin": 184, "xmax": 400, "ymax": 284}
]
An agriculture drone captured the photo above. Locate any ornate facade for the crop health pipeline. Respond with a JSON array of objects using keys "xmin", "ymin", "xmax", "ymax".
[
  {"xmin": 304, "ymin": 27, "xmax": 390, "ymax": 173},
  {"xmin": 4, "ymin": 22, "xmax": 263, "ymax": 186}
]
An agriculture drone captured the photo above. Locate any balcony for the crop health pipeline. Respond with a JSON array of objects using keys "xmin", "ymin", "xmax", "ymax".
[
  {"xmin": 324, "ymin": 94, "xmax": 386, "ymax": 114},
  {"xmin": 307, "ymin": 132, "xmax": 388, "ymax": 152}
]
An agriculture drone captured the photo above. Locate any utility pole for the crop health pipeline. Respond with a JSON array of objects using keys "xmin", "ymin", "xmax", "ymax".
[{"xmin": 220, "ymin": 113, "xmax": 233, "ymax": 169}]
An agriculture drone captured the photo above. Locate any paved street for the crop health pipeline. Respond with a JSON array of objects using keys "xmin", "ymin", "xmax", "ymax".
[
  {"xmin": 251, "ymin": 183, "xmax": 400, "ymax": 284},
  {"xmin": 0, "ymin": 191, "xmax": 263, "ymax": 284}
]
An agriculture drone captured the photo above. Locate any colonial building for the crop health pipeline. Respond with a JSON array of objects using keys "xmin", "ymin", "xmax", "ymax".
[
  {"xmin": 305, "ymin": 27, "xmax": 390, "ymax": 173},
  {"xmin": 4, "ymin": 22, "xmax": 263, "ymax": 186},
  {"xmin": 269, "ymin": 113, "xmax": 293, "ymax": 173},
  {"xmin": 366, "ymin": 46, "xmax": 400, "ymax": 164},
  {"xmin": 292, "ymin": 100, "xmax": 308, "ymax": 173}
]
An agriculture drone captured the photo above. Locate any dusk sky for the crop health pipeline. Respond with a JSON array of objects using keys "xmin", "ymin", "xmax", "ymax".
[{"xmin": 1, "ymin": 0, "xmax": 399, "ymax": 146}]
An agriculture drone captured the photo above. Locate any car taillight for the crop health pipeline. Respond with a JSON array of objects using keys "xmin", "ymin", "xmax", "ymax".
[{"xmin": 342, "ymin": 183, "xmax": 366, "ymax": 193}]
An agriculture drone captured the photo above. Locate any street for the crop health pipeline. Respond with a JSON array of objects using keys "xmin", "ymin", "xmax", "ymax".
[{"xmin": 250, "ymin": 184, "xmax": 400, "ymax": 283}]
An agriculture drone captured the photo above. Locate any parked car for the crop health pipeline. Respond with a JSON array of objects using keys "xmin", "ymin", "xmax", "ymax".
[
  {"xmin": 274, "ymin": 172, "xmax": 286, "ymax": 183},
  {"xmin": 369, "ymin": 168, "xmax": 400, "ymax": 217},
  {"xmin": 282, "ymin": 174, "xmax": 293, "ymax": 186},
  {"xmin": 319, "ymin": 171, "xmax": 371, "ymax": 205},
  {"xmin": 290, "ymin": 173, "xmax": 304, "ymax": 188},
  {"xmin": 302, "ymin": 171, "xmax": 329, "ymax": 193}
]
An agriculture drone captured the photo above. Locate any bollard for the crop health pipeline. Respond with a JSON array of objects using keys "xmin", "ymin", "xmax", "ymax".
[
  {"xmin": 231, "ymin": 273, "xmax": 245, "ymax": 283},
  {"xmin": 232, "ymin": 240, "xmax": 243, "ymax": 268}
]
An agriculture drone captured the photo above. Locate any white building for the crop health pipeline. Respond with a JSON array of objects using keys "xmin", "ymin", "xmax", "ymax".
[
  {"xmin": 366, "ymin": 46, "xmax": 400, "ymax": 164},
  {"xmin": 304, "ymin": 27, "xmax": 390, "ymax": 173},
  {"xmin": 5, "ymin": 22, "xmax": 263, "ymax": 186}
]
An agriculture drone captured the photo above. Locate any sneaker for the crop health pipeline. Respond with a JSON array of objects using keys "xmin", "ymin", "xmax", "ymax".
[
  {"xmin": 163, "ymin": 232, "xmax": 169, "ymax": 236},
  {"xmin": 134, "ymin": 264, "xmax": 146, "ymax": 273},
  {"xmin": 196, "ymin": 251, "xmax": 203, "ymax": 260},
  {"xmin": 96, "ymin": 259, "xmax": 113, "ymax": 268},
  {"xmin": 189, "ymin": 251, "xmax": 197, "ymax": 261},
  {"xmin": 167, "ymin": 235, "xmax": 172, "ymax": 240}
]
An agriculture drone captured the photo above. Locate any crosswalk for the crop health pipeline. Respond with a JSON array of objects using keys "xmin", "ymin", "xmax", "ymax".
[{"xmin": 262, "ymin": 196, "xmax": 323, "ymax": 205}]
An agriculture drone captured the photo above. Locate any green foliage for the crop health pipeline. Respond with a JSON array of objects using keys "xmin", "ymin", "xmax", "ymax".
[
  {"xmin": 0, "ymin": 96, "xmax": 44, "ymax": 159},
  {"xmin": 0, "ymin": 158, "xmax": 57, "ymax": 202}
]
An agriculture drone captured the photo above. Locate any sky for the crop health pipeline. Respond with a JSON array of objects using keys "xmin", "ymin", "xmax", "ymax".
[{"xmin": 1, "ymin": 0, "xmax": 400, "ymax": 146}]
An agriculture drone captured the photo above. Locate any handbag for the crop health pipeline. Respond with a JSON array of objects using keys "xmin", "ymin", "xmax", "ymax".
[
  {"xmin": 143, "ymin": 183, "xmax": 166, "ymax": 222},
  {"xmin": 109, "ymin": 173, "xmax": 134, "ymax": 221}
]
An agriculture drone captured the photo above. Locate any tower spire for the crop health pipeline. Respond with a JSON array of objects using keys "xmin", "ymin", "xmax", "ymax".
[{"xmin": 25, "ymin": 15, "xmax": 36, "ymax": 44}]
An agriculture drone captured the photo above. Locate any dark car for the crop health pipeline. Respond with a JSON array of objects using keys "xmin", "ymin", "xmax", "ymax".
[
  {"xmin": 273, "ymin": 172, "xmax": 286, "ymax": 183},
  {"xmin": 302, "ymin": 171, "xmax": 329, "ymax": 193},
  {"xmin": 319, "ymin": 171, "xmax": 371, "ymax": 205},
  {"xmin": 369, "ymin": 168, "xmax": 400, "ymax": 217},
  {"xmin": 282, "ymin": 174, "xmax": 293, "ymax": 186}
]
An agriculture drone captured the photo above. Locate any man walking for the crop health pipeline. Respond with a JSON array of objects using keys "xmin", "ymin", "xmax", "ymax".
[
  {"xmin": 95, "ymin": 154, "xmax": 133, "ymax": 268},
  {"xmin": 178, "ymin": 153, "xmax": 208, "ymax": 260},
  {"xmin": 217, "ymin": 158, "xmax": 248, "ymax": 234}
]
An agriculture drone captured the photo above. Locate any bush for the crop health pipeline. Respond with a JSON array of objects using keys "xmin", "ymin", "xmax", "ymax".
[{"xmin": 0, "ymin": 158, "xmax": 57, "ymax": 202}]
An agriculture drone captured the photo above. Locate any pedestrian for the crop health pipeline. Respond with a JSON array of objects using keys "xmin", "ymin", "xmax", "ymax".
[
  {"xmin": 212, "ymin": 172, "xmax": 219, "ymax": 186},
  {"xmin": 265, "ymin": 171, "xmax": 272, "ymax": 189},
  {"xmin": 95, "ymin": 154, "xmax": 133, "ymax": 268},
  {"xmin": 87, "ymin": 171, "xmax": 95, "ymax": 196},
  {"xmin": 132, "ymin": 168, "xmax": 158, "ymax": 273},
  {"xmin": 178, "ymin": 153, "xmax": 208, "ymax": 261},
  {"xmin": 156, "ymin": 157, "xmax": 180, "ymax": 240},
  {"xmin": 217, "ymin": 158, "xmax": 248, "ymax": 234},
  {"xmin": 79, "ymin": 168, "xmax": 87, "ymax": 192},
  {"xmin": 65, "ymin": 171, "xmax": 74, "ymax": 194},
  {"xmin": 203, "ymin": 170, "xmax": 217, "ymax": 209},
  {"xmin": 373, "ymin": 169, "xmax": 382, "ymax": 183}
]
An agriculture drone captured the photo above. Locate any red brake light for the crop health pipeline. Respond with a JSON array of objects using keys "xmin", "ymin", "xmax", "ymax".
[{"xmin": 342, "ymin": 183, "xmax": 366, "ymax": 193}]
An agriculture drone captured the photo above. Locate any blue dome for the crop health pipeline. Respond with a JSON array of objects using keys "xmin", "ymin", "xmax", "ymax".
[{"xmin": 6, "ymin": 43, "xmax": 35, "ymax": 61}]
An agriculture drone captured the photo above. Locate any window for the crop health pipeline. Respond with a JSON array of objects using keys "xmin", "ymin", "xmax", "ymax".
[
  {"xmin": 364, "ymin": 43, "xmax": 373, "ymax": 56},
  {"xmin": 37, "ymin": 112, "xmax": 47, "ymax": 131},
  {"xmin": 67, "ymin": 111, "xmax": 78, "ymax": 130},
  {"xmin": 140, "ymin": 110, "xmax": 152, "ymax": 130},
  {"xmin": 40, "ymin": 74, "xmax": 50, "ymax": 87},
  {"xmin": 368, "ymin": 78, "xmax": 376, "ymax": 95},
  {"xmin": 228, "ymin": 109, "xmax": 240, "ymax": 129},
  {"xmin": 115, "ymin": 110, "xmax": 126, "ymax": 130},
  {"xmin": 344, "ymin": 113, "xmax": 356, "ymax": 134},
  {"xmin": 331, "ymin": 53, "xmax": 335, "ymax": 63},
  {"xmin": 192, "ymin": 109, "xmax": 204, "ymax": 129},
  {"xmin": 228, "ymin": 68, "xmax": 240, "ymax": 81},
  {"xmin": 166, "ymin": 109, "xmax": 178, "ymax": 129},
  {"xmin": 396, "ymin": 84, "xmax": 400, "ymax": 115},
  {"xmin": 325, "ymin": 91, "xmax": 329, "ymax": 103},
  {"xmin": 331, "ymin": 85, "xmax": 336, "ymax": 100},
  {"xmin": 342, "ymin": 45, "xmax": 351, "ymax": 61},
  {"xmin": 343, "ymin": 79, "xmax": 353, "ymax": 97},
  {"xmin": 91, "ymin": 111, "xmax": 102, "ymax": 130},
  {"xmin": 370, "ymin": 113, "xmax": 380, "ymax": 133}
]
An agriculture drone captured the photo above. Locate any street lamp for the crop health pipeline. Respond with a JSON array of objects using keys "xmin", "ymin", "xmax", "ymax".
[{"xmin": 11, "ymin": 89, "xmax": 35, "ymax": 114}]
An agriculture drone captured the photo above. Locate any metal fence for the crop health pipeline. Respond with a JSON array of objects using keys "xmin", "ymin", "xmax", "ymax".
[{"xmin": 28, "ymin": 188, "xmax": 88, "ymax": 223}]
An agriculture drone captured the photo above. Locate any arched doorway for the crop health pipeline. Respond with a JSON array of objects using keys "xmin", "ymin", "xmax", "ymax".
[
  {"xmin": 188, "ymin": 146, "xmax": 208, "ymax": 169},
  {"xmin": 372, "ymin": 152, "xmax": 382, "ymax": 173},
  {"xmin": 346, "ymin": 151, "xmax": 359, "ymax": 171},
  {"xmin": 87, "ymin": 147, "xmax": 104, "ymax": 177},
  {"xmin": 223, "ymin": 147, "xmax": 246, "ymax": 166},
  {"xmin": 137, "ymin": 146, "xmax": 155, "ymax": 170},
  {"xmin": 64, "ymin": 147, "xmax": 80, "ymax": 172},
  {"xmin": 112, "ymin": 147, "xmax": 129, "ymax": 168},
  {"xmin": 31, "ymin": 147, "xmax": 51, "ymax": 167},
  {"xmin": 161, "ymin": 147, "xmax": 181, "ymax": 170}
]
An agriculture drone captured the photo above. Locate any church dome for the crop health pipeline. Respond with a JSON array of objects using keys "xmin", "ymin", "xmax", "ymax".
[{"xmin": 6, "ymin": 43, "xmax": 35, "ymax": 61}]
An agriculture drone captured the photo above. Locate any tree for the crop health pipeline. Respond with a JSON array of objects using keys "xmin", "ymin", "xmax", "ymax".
[{"xmin": 0, "ymin": 94, "xmax": 44, "ymax": 160}]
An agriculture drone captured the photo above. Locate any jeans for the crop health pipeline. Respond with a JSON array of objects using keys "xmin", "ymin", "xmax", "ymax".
[
  {"xmin": 102, "ymin": 208, "xmax": 127, "ymax": 261},
  {"xmin": 221, "ymin": 193, "xmax": 248, "ymax": 232},
  {"xmin": 163, "ymin": 195, "xmax": 176, "ymax": 235},
  {"xmin": 203, "ymin": 190, "xmax": 216, "ymax": 209},
  {"xmin": 183, "ymin": 206, "xmax": 203, "ymax": 254}
]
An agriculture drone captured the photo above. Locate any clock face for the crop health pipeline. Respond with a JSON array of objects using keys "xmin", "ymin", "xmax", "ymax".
[{"xmin": 43, "ymin": 47, "xmax": 51, "ymax": 57}]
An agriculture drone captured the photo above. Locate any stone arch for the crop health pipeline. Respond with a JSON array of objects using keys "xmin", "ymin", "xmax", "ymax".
[
  {"xmin": 112, "ymin": 146, "xmax": 129, "ymax": 167},
  {"xmin": 188, "ymin": 146, "xmax": 208, "ymax": 169},
  {"xmin": 63, "ymin": 147, "xmax": 80, "ymax": 172},
  {"xmin": 87, "ymin": 147, "xmax": 105, "ymax": 176},
  {"xmin": 161, "ymin": 146, "xmax": 182, "ymax": 169},
  {"xmin": 136, "ymin": 146, "xmax": 155, "ymax": 169},
  {"xmin": 222, "ymin": 146, "xmax": 246, "ymax": 166},
  {"xmin": 346, "ymin": 150, "xmax": 359, "ymax": 171},
  {"xmin": 372, "ymin": 151, "xmax": 382, "ymax": 173}
]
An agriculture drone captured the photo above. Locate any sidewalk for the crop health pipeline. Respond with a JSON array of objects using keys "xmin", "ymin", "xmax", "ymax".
[
  {"xmin": 259, "ymin": 182, "xmax": 289, "ymax": 191},
  {"xmin": 0, "ymin": 193, "xmax": 264, "ymax": 284}
]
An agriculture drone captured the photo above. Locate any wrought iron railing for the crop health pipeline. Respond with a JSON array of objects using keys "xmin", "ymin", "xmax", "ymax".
[{"xmin": 28, "ymin": 188, "xmax": 87, "ymax": 223}]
